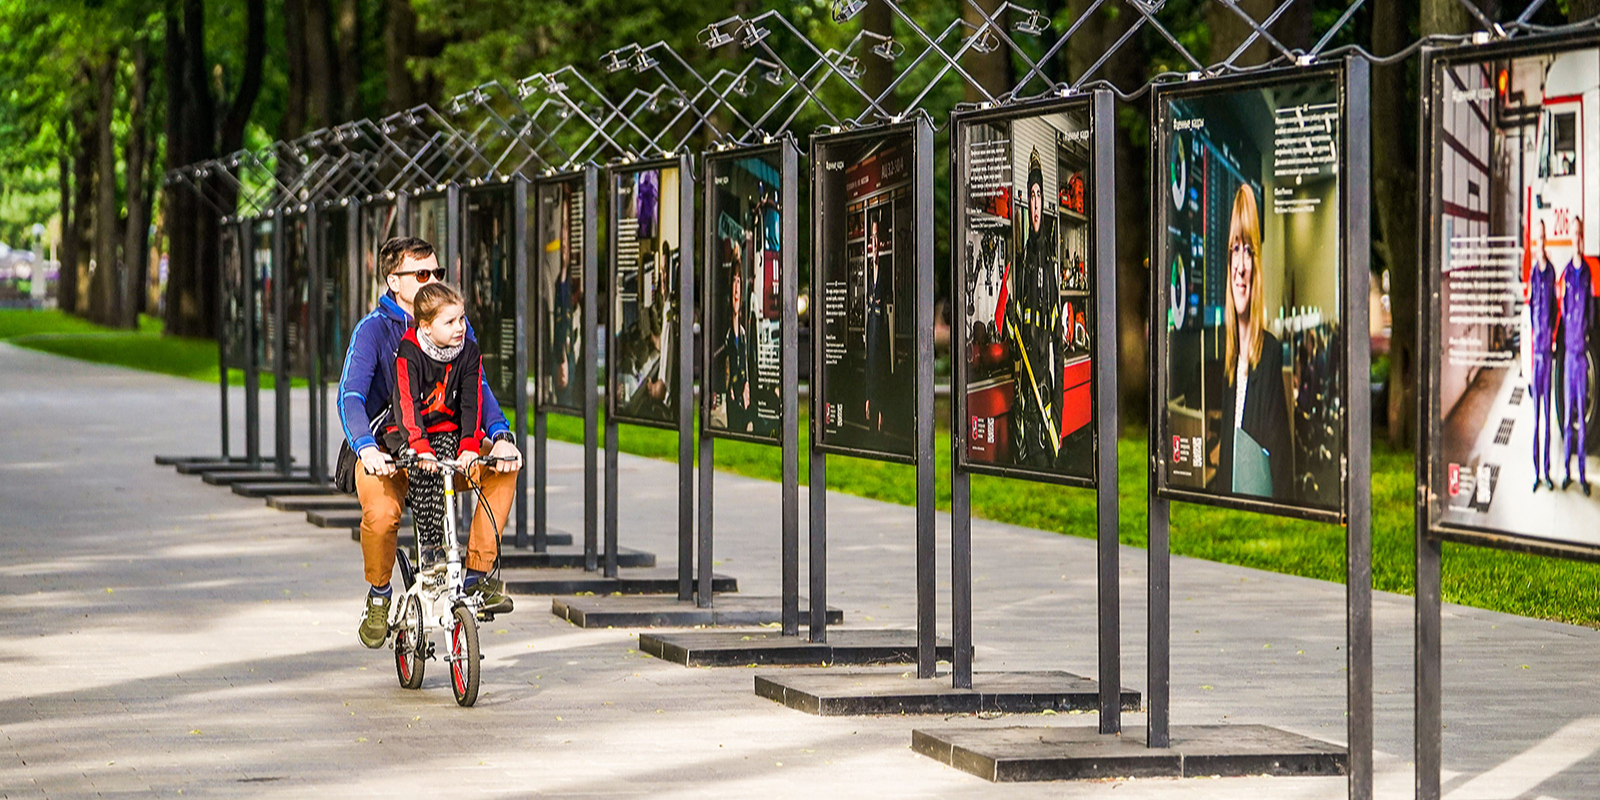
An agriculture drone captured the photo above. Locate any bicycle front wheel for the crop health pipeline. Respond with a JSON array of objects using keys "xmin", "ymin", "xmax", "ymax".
[{"xmin": 447, "ymin": 604, "xmax": 480, "ymax": 707}]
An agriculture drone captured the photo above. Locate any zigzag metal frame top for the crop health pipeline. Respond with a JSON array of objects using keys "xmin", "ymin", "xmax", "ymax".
[{"xmin": 167, "ymin": 0, "xmax": 1593, "ymax": 217}]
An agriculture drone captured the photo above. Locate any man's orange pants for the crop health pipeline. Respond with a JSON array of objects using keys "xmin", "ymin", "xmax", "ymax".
[{"xmin": 356, "ymin": 460, "xmax": 519, "ymax": 587}]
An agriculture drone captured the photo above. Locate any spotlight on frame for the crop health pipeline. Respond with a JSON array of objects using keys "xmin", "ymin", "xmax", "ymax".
[
  {"xmin": 872, "ymin": 37, "xmax": 904, "ymax": 61},
  {"xmin": 699, "ymin": 24, "xmax": 735, "ymax": 49},
  {"xmin": 740, "ymin": 20, "xmax": 770, "ymax": 47},
  {"xmin": 1013, "ymin": 9, "xmax": 1047, "ymax": 36},
  {"xmin": 831, "ymin": 0, "xmax": 867, "ymax": 23}
]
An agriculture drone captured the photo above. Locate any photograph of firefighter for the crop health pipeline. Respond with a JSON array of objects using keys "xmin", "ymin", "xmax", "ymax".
[
  {"xmin": 958, "ymin": 104, "xmax": 1095, "ymax": 481},
  {"xmin": 1158, "ymin": 73, "xmax": 1345, "ymax": 513},
  {"xmin": 815, "ymin": 130, "xmax": 917, "ymax": 458},
  {"xmin": 611, "ymin": 166, "xmax": 681, "ymax": 426},
  {"xmin": 535, "ymin": 178, "xmax": 584, "ymax": 413},
  {"xmin": 706, "ymin": 152, "xmax": 783, "ymax": 440},
  {"xmin": 1432, "ymin": 45, "xmax": 1600, "ymax": 547}
]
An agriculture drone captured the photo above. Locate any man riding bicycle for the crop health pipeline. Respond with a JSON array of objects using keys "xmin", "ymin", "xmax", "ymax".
[{"xmin": 340, "ymin": 237, "xmax": 523, "ymax": 648}]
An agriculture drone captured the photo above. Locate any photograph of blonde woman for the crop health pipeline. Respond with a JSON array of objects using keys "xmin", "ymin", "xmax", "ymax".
[{"xmin": 1216, "ymin": 184, "xmax": 1292, "ymax": 500}]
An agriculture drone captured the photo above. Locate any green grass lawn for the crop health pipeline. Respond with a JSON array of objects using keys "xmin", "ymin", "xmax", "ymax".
[
  {"xmin": 543, "ymin": 410, "xmax": 1600, "ymax": 627},
  {"xmin": 8, "ymin": 307, "xmax": 1597, "ymax": 625},
  {"xmin": 0, "ymin": 308, "xmax": 296, "ymax": 388}
]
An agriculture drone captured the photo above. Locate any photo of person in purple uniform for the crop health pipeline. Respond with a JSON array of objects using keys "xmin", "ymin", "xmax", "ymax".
[
  {"xmin": 1561, "ymin": 215, "xmax": 1591, "ymax": 495},
  {"xmin": 1530, "ymin": 220, "xmax": 1559, "ymax": 492}
]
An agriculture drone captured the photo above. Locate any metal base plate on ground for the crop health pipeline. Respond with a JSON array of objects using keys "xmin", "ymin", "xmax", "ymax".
[
  {"xmin": 755, "ymin": 670, "xmax": 1138, "ymax": 716},
  {"xmin": 232, "ymin": 481, "xmax": 338, "ymax": 498},
  {"xmin": 503, "ymin": 568, "xmax": 736, "ymax": 596},
  {"xmin": 200, "ymin": 469, "xmax": 311, "ymax": 486},
  {"xmin": 639, "ymin": 629, "xmax": 957, "ymax": 667},
  {"xmin": 345, "ymin": 528, "xmax": 574, "ymax": 548},
  {"xmin": 156, "ymin": 454, "xmax": 245, "ymax": 466},
  {"xmin": 552, "ymin": 595, "xmax": 842, "ymax": 628},
  {"xmin": 175, "ymin": 460, "xmax": 283, "ymax": 475},
  {"xmin": 499, "ymin": 546, "xmax": 653, "ymax": 569},
  {"xmin": 910, "ymin": 724, "xmax": 1346, "ymax": 782},
  {"xmin": 266, "ymin": 495, "xmax": 360, "ymax": 512}
]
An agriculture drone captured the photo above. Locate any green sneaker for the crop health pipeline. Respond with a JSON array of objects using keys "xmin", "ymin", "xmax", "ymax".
[
  {"xmin": 359, "ymin": 595, "xmax": 392, "ymax": 649},
  {"xmin": 469, "ymin": 577, "xmax": 514, "ymax": 614}
]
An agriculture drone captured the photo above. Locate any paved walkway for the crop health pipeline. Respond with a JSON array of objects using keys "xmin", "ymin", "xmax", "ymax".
[{"xmin": 3, "ymin": 340, "xmax": 1600, "ymax": 799}]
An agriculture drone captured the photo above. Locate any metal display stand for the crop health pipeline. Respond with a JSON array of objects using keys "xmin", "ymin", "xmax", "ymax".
[{"xmin": 1414, "ymin": 26, "xmax": 1600, "ymax": 800}]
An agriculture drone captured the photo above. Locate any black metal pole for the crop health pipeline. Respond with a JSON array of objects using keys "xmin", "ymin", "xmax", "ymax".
[
  {"xmin": 808, "ymin": 140, "xmax": 828, "ymax": 642},
  {"xmin": 515, "ymin": 178, "xmax": 531, "ymax": 550},
  {"xmin": 245, "ymin": 220, "xmax": 262, "ymax": 470},
  {"xmin": 946, "ymin": 120, "xmax": 972, "ymax": 690},
  {"xmin": 584, "ymin": 168, "xmax": 601, "ymax": 571},
  {"xmin": 308, "ymin": 208, "xmax": 325, "ymax": 484},
  {"xmin": 781, "ymin": 142, "xmax": 801, "ymax": 637},
  {"xmin": 677, "ymin": 155, "xmax": 697, "ymax": 604},
  {"xmin": 697, "ymin": 430, "xmax": 714, "ymax": 607},
  {"xmin": 1147, "ymin": 493, "xmax": 1170, "ymax": 748},
  {"xmin": 273, "ymin": 214, "xmax": 291, "ymax": 477},
  {"xmin": 603, "ymin": 168, "xmax": 619, "ymax": 580},
  {"xmin": 1345, "ymin": 56, "xmax": 1374, "ymax": 800},
  {"xmin": 914, "ymin": 118, "xmax": 936, "ymax": 681},
  {"xmin": 1092, "ymin": 88, "xmax": 1121, "ymax": 733},
  {"xmin": 218, "ymin": 220, "xmax": 231, "ymax": 460},
  {"xmin": 1415, "ymin": 47, "xmax": 1443, "ymax": 800}
]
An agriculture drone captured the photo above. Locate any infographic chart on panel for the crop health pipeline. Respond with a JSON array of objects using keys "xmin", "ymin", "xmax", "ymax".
[
  {"xmin": 1431, "ymin": 42, "xmax": 1600, "ymax": 549},
  {"xmin": 611, "ymin": 164, "xmax": 682, "ymax": 428},
  {"xmin": 321, "ymin": 207, "xmax": 350, "ymax": 377},
  {"xmin": 283, "ymin": 214, "xmax": 312, "ymax": 378},
  {"xmin": 958, "ymin": 102, "xmax": 1096, "ymax": 482},
  {"xmin": 534, "ymin": 177, "xmax": 586, "ymax": 415},
  {"xmin": 1157, "ymin": 71, "xmax": 1347, "ymax": 514},
  {"xmin": 815, "ymin": 129, "xmax": 919, "ymax": 460},
  {"xmin": 706, "ymin": 148, "xmax": 785, "ymax": 442},
  {"xmin": 254, "ymin": 219, "xmax": 276, "ymax": 370},
  {"xmin": 464, "ymin": 188, "xmax": 517, "ymax": 400},
  {"xmin": 360, "ymin": 202, "xmax": 399, "ymax": 314},
  {"xmin": 220, "ymin": 223, "xmax": 248, "ymax": 370}
]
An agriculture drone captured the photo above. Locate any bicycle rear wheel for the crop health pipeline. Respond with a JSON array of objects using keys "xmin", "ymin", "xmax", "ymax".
[
  {"xmin": 394, "ymin": 595, "xmax": 426, "ymax": 690},
  {"xmin": 447, "ymin": 604, "xmax": 480, "ymax": 707}
]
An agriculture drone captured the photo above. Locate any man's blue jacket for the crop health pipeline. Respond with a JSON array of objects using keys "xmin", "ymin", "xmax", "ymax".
[{"xmin": 339, "ymin": 291, "xmax": 510, "ymax": 454}]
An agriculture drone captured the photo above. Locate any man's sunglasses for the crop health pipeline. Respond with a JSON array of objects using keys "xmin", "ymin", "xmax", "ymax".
[{"xmin": 394, "ymin": 267, "xmax": 447, "ymax": 283}]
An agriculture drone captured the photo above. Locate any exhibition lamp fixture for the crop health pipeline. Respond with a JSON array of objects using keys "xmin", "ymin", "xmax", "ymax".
[
  {"xmin": 1013, "ymin": 9, "xmax": 1046, "ymax": 36},
  {"xmin": 832, "ymin": 0, "xmax": 866, "ymax": 24}
]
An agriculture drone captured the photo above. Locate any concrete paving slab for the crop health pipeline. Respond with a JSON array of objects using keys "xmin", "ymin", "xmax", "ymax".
[{"xmin": 5, "ymin": 341, "xmax": 1600, "ymax": 799}]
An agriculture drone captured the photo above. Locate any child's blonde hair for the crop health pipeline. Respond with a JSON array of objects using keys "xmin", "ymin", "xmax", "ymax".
[{"xmin": 414, "ymin": 282, "xmax": 464, "ymax": 326}]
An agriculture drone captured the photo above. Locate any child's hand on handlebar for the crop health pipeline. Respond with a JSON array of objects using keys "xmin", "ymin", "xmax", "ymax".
[
  {"xmin": 416, "ymin": 452, "xmax": 440, "ymax": 473},
  {"xmin": 458, "ymin": 450, "xmax": 479, "ymax": 472}
]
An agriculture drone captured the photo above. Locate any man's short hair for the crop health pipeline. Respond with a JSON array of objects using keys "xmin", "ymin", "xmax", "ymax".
[{"xmin": 378, "ymin": 237, "xmax": 436, "ymax": 278}]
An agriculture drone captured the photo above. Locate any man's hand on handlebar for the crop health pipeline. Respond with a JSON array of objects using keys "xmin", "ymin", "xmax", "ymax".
[
  {"xmin": 488, "ymin": 438, "xmax": 522, "ymax": 473},
  {"xmin": 359, "ymin": 446, "xmax": 395, "ymax": 477}
]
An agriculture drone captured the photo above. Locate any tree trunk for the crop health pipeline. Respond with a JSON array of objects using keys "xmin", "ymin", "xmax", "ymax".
[
  {"xmin": 90, "ymin": 55, "xmax": 120, "ymax": 326},
  {"xmin": 861, "ymin": 0, "xmax": 898, "ymax": 118},
  {"xmin": 56, "ymin": 119, "xmax": 77, "ymax": 314},
  {"xmin": 1374, "ymin": 0, "xmax": 1420, "ymax": 445},
  {"xmin": 337, "ymin": 0, "xmax": 362, "ymax": 120},
  {"xmin": 1575, "ymin": 1, "xmax": 1600, "ymax": 22},
  {"xmin": 284, "ymin": 0, "xmax": 308, "ymax": 139},
  {"xmin": 1067, "ymin": 0, "xmax": 1150, "ymax": 430},
  {"xmin": 1208, "ymin": 0, "xmax": 1277, "ymax": 67},
  {"xmin": 306, "ymin": 0, "xmax": 343, "ymax": 129},
  {"xmin": 121, "ymin": 43, "xmax": 152, "ymax": 329},
  {"xmin": 961, "ymin": 0, "xmax": 1011, "ymax": 103}
]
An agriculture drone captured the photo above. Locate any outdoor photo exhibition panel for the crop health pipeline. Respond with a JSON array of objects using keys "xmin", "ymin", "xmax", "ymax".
[
  {"xmin": 221, "ymin": 222, "xmax": 249, "ymax": 372},
  {"xmin": 609, "ymin": 158, "xmax": 687, "ymax": 431},
  {"xmin": 1149, "ymin": 60, "xmax": 1371, "ymax": 795},
  {"xmin": 703, "ymin": 142, "xmax": 795, "ymax": 445},
  {"xmin": 1154, "ymin": 65, "xmax": 1352, "ymax": 522},
  {"xmin": 812, "ymin": 122, "xmax": 925, "ymax": 465},
  {"xmin": 533, "ymin": 168, "xmax": 599, "ymax": 559},
  {"xmin": 955, "ymin": 96, "xmax": 1101, "ymax": 487},
  {"xmin": 358, "ymin": 200, "xmax": 401, "ymax": 316},
  {"xmin": 950, "ymin": 90, "xmax": 1120, "ymax": 717},
  {"xmin": 700, "ymin": 139, "xmax": 802, "ymax": 619},
  {"xmin": 462, "ymin": 182, "xmax": 520, "ymax": 402},
  {"xmin": 410, "ymin": 188, "xmax": 459, "ymax": 284},
  {"xmin": 608, "ymin": 153, "xmax": 695, "ymax": 590},
  {"xmin": 534, "ymin": 172, "xmax": 593, "ymax": 418},
  {"xmin": 1418, "ymin": 30, "xmax": 1600, "ymax": 800},
  {"xmin": 809, "ymin": 118, "xmax": 935, "ymax": 666},
  {"xmin": 1425, "ymin": 30, "xmax": 1600, "ymax": 558}
]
